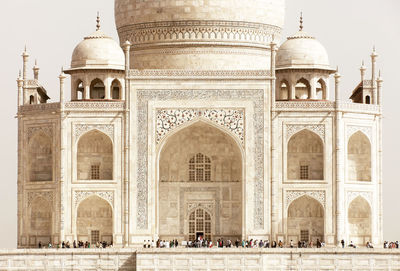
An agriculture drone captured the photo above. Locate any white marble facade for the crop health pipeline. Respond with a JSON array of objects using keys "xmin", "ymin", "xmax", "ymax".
[{"xmin": 16, "ymin": 0, "xmax": 383, "ymax": 248}]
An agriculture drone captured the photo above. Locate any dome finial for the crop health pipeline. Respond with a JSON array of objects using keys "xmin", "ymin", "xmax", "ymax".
[
  {"xmin": 299, "ymin": 12, "xmax": 304, "ymax": 31},
  {"xmin": 96, "ymin": 12, "xmax": 101, "ymax": 31}
]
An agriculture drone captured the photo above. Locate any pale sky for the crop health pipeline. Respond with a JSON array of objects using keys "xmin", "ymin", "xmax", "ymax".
[{"xmin": 0, "ymin": 0, "xmax": 398, "ymax": 248}]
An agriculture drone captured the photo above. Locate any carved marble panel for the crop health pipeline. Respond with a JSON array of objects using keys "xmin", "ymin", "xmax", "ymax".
[
  {"xmin": 286, "ymin": 124, "xmax": 325, "ymax": 142},
  {"xmin": 347, "ymin": 125, "xmax": 372, "ymax": 140},
  {"xmin": 156, "ymin": 108, "xmax": 244, "ymax": 145},
  {"xmin": 73, "ymin": 191, "xmax": 114, "ymax": 208},
  {"xmin": 286, "ymin": 190, "xmax": 326, "ymax": 209},
  {"xmin": 73, "ymin": 124, "xmax": 114, "ymax": 141},
  {"xmin": 347, "ymin": 191, "xmax": 373, "ymax": 207},
  {"xmin": 27, "ymin": 126, "xmax": 53, "ymax": 142},
  {"xmin": 137, "ymin": 89, "xmax": 265, "ymax": 230},
  {"xmin": 27, "ymin": 191, "xmax": 54, "ymax": 207}
]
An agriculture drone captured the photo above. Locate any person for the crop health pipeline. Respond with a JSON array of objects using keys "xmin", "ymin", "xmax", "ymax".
[
  {"xmin": 341, "ymin": 239, "xmax": 345, "ymax": 248},
  {"xmin": 278, "ymin": 240, "xmax": 283, "ymax": 248},
  {"xmin": 62, "ymin": 241, "xmax": 65, "ymax": 248},
  {"xmin": 73, "ymin": 240, "xmax": 77, "ymax": 248},
  {"xmin": 48, "ymin": 242, "xmax": 52, "ymax": 248},
  {"xmin": 316, "ymin": 239, "xmax": 321, "ymax": 248},
  {"xmin": 175, "ymin": 239, "xmax": 178, "ymax": 248},
  {"xmin": 265, "ymin": 240, "xmax": 270, "ymax": 248},
  {"xmin": 38, "ymin": 241, "xmax": 42, "ymax": 249},
  {"xmin": 349, "ymin": 241, "xmax": 356, "ymax": 248},
  {"xmin": 290, "ymin": 240, "xmax": 293, "ymax": 248}
]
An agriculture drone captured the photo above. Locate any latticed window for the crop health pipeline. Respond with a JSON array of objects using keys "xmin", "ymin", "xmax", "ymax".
[
  {"xmin": 300, "ymin": 230, "xmax": 309, "ymax": 242},
  {"xmin": 188, "ymin": 208, "xmax": 212, "ymax": 241},
  {"xmin": 91, "ymin": 230, "xmax": 100, "ymax": 244},
  {"xmin": 91, "ymin": 165, "xmax": 100, "ymax": 180},
  {"xmin": 189, "ymin": 153, "xmax": 211, "ymax": 182},
  {"xmin": 300, "ymin": 165, "xmax": 309, "ymax": 180}
]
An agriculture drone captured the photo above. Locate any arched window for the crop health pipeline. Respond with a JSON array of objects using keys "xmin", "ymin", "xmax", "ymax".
[
  {"xmin": 77, "ymin": 196, "xmax": 113, "ymax": 244},
  {"xmin": 188, "ymin": 208, "xmax": 211, "ymax": 241},
  {"xmin": 90, "ymin": 79, "xmax": 105, "ymax": 99},
  {"xmin": 365, "ymin": 95, "xmax": 371, "ymax": 104},
  {"xmin": 76, "ymin": 80, "xmax": 84, "ymax": 100},
  {"xmin": 189, "ymin": 153, "xmax": 211, "ymax": 182},
  {"xmin": 295, "ymin": 78, "xmax": 311, "ymax": 99},
  {"xmin": 279, "ymin": 80, "xmax": 289, "ymax": 100},
  {"xmin": 288, "ymin": 130, "xmax": 324, "ymax": 180},
  {"xmin": 347, "ymin": 131, "xmax": 371, "ymax": 181},
  {"xmin": 77, "ymin": 130, "xmax": 113, "ymax": 180},
  {"xmin": 29, "ymin": 95, "xmax": 34, "ymax": 104},
  {"xmin": 28, "ymin": 131, "xmax": 52, "ymax": 181},
  {"xmin": 316, "ymin": 79, "xmax": 327, "ymax": 100},
  {"xmin": 111, "ymin": 79, "xmax": 121, "ymax": 100},
  {"xmin": 348, "ymin": 197, "xmax": 371, "ymax": 245}
]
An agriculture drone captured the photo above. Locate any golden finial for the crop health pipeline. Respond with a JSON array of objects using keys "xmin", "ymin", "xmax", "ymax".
[
  {"xmin": 96, "ymin": 12, "xmax": 100, "ymax": 31},
  {"xmin": 299, "ymin": 12, "xmax": 303, "ymax": 31}
]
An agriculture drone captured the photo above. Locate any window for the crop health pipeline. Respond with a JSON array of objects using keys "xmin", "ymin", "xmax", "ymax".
[
  {"xmin": 111, "ymin": 79, "xmax": 121, "ymax": 100},
  {"xmin": 300, "ymin": 230, "xmax": 309, "ymax": 242},
  {"xmin": 300, "ymin": 165, "xmax": 309, "ymax": 180},
  {"xmin": 91, "ymin": 230, "xmax": 100, "ymax": 244},
  {"xmin": 188, "ymin": 208, "xmax": 212, "ymax": 241},
  {"xmin": 91, "ymin": 165, "xmax": 100, "ymax": 180},
  {"xmin": 29, "ymin": 95, "xmax": 34, "ymax": 104},
  {"xmin": 189, "ymin": 153, "xmax": 211, "ymax": 182},
  {"xmin": 90, "ymin": 79, "xmax": 105, "ymax": 99},
  {"xmin": 366, "ymin": 95, "xmax": 371, "ymax": 104}
]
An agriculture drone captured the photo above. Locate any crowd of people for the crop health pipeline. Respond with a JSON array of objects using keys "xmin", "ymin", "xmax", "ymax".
[
  {"xmin": 384, "ymin": 241, "xmax": 399, "ymax": 248},
  {"xmin": 38, "ymin": 240, "xmax": 113, "ymax": 249}
]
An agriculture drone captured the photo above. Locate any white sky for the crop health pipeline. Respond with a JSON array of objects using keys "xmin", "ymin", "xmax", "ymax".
[{"xmin": 0, "ymin": 0, "xmax": 398, "ymax": 248}]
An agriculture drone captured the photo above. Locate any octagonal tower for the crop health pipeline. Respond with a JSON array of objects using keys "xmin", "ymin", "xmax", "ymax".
[{"xmin": 115, "ymin": 0, "xmax": 285, "ymax": 70}]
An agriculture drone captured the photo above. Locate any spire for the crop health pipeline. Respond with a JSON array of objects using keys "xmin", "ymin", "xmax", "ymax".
[
  {"xmin": 96, "ymin": 12, "xmax": 101, "ymax": 31},
  {"xmin": 299, "ymin": 12, "xmax": 304, "ymax": 31},
  {"xmin": 360, "ymin": 60, "xmax": 366, "ymax": 81},
  {"xmin": 33, "ymin": 59, "xmax": 40, "ymax": 80}
]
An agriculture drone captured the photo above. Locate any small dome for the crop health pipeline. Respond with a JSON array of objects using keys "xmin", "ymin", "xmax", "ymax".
[
  {"xmin": 71, "ymin": 30, "xmax": 125, "ymax": 70},
  {"xmin": 276, "ymin": 30, "xmax": 331, "ymax": 70}
]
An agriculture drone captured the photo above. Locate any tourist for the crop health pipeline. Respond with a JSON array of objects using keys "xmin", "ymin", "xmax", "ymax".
[
  {"xmin": 289, "ymin": 240, "xmax": 293, "ymax": 248},
  {"xmin": 316, "ymin": 239, "xmax": 321, "ymax": 248},
  {"xmin": 349, "ymin": 241, "xmax": 356, "ymax": 248},
  {"xmin": 341, "ymin": 239, "xmax": 345, "ymax": 248},
  {"xmin": 38, "ymin": 241, "xmax": 42, "ymax": 249},
  {"xmin": 48, "ymin": 242, "xmax": 52, "ymax": 248}
]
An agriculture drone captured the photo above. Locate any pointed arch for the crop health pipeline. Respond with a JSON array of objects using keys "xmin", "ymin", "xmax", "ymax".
[
  {"xmin": 295, "ymin": 78, "xmax": 311, "ymax": 100},
  {"xmin": 348, "ymin": 196, "xmax": 371, "ymax": 245},
  {"xmin": 287, "ymin": 195, "xmax": 324, "ymax": 243},
  {"xmin": 29, "ymin": 196, "xmax": 52, "ymax": 245},
  {"xmin": 347, "ymin": 131, "xmax": 371, "ymax": 181},
  {"xmin": 76, "ymin": 195, "xmax": 113, "ymax": 244},
  {"xmin": 75, "ymin": 79, "xmax": 84, "ymax": 100},
  {"xmin": 279, "ymin": 79, "xmax": 289, "ymax": 100},
  {"xmin": 111, "ymin": 79, "xmax": 122, "ymax": 100},
  {"xmin": 28, "ymin": 131, "xmax": 52, "ymax": 182},
  {"xmin": 316, "ymin": 78, "xmax": 327, "ymax": 100},
  {"xmin": 288, "ymin": 129, "xmax": 324, "ymax": 180},
  {"xmin": 188, "ymin": 208, "xmax": 212, "ymax": 241},
  {"xmin": 90, "ymin": 78, "xmax": 105, "ymax": 99},
  {"xmin": 77, "ymin": 130, "xmax": 113, "ymax": 180}
]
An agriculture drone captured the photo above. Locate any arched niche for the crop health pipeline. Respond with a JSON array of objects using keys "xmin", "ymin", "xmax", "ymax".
[
  {"xmin": 347, "ymin": 131, "xmax": 371, "ymax": 181},
  {"xmin": 111, "ymin": 79, "xmax": 121, "ymax": 100},
  {"xmin": 29, "ymin": 197, "xmax": 52, "ymax": 245},
  {"xmin": 188, "ymin": 208, "xmax": 212, "ymax": 241},
  {"xmin": 158, "ymin": 121, "xmax": 242, "ymax": 241},
  {"xmin": 75, "ymin": 80, "xmax": 84, "ymax": 100},
  {"xmin": 287, "ymin": 129, "xmax": 324, "ymax": 180},
  {"xmin": 295, "ymin": 78, "xmax": 311, "ymax": 100},
  {"xmin": 348, "ymin": 196, "xmax": 371, "ymax": 245},
  {"xmin": 279, "ymin": 80, "xmax": 289, "ymax": 100},
  {"xmin": 316, "ymin": 79, "xmax": 327, "ymax": 100},
  {"xmin": 90, "ymin": 79, "xmax": 105, "ymax": 99},
  {"xmin": 287, "ymin": 196, "xmax": 324, "ymax": 243},
  {"xmin": 28, "ymin": 131, "xmax": 52, "ymax": 182},
  {"xmin": 77, "ymin": 130, "xmax": 113, "ymax": 180},
  {"xmin": 76, "ymin": 196, "xmax": 113, "ymax": 244}
]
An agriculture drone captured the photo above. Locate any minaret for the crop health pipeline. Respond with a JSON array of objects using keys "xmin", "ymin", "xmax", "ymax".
[
  {"xmin": 22, "ymin": 46, "xmax": 29, "ymax": 97},
  {"xmin": 360, "ymin": 60, "xmax": 366, "ymax": 82},
  {"xmin": 33, "ymin": 59, "xmax": 40, "ymax": 80},
  {"xmin": 377, "ymin": 70, "xmax": 383, "ymax": 106},
  {"xmin": 371, "ymin": 46, "xmax": 378, "ymax": 104}
]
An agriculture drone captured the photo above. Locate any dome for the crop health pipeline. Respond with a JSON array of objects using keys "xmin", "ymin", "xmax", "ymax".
[
  {"xmin": 276, "ymin": 30, "xmax": 332, "ymax": 70},
  {"xmin": 70, "ymin": 29, "xmax": 125, "ymax": 70},
  {"xmin": 114, "ymin": 0, "xmax": 285, "ymax": 70}
]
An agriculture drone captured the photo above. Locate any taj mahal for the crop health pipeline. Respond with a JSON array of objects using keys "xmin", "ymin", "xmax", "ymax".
[{"xmin": 16, "ymin": 0, "xmax": 384, "ymax": 250}]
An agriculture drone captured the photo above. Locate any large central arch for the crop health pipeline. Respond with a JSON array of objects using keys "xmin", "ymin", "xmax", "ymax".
[{"xmin": 158, "ymin": 121, "xmax": 243, "ymax": 242}]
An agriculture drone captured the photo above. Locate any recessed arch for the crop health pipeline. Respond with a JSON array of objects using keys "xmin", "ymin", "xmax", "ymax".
[
  {"xmin": 90, "ymin": 78, "xmax": 105, "ymax": 99},
  {"xmin": 287, "ymin": 129, "xmax": 324, "ymax": 180},
  {"xmin": 295, "ymin": 78, "xmax": 311, "ymax": 100},
  {"xmin": 111, "ymin": 79, "xmax": 122, "ymax": 100},
  {"xmin": 347, "ymin": 131, "xmax": 371, "ymax": 182},
  {"xmin": 75, "ymin": 79, "xmax": 84, "ymax": 100},
  {"xmin": 188, "ymin": 208, "xmax": 212, "ymax": 241},
  {"xmin": 28, "ymin": 131, "xmax": 52, "ymax": 182},
  {"xmin": 77, "ymin": 130, "xmax": 113, "ymax": 180},
  {"xmin": 316, "ymin": 78, "xmax": 327, "ymax": 100},
  {"xmin": 348, "ymin": 196, "xmax": 371, "ymax": 245},
  {"xmin": 365, "ymin": 95, "xmax": 371, "ymax": 104},
  {"xmin": 76, "ymin": 195, "xmax": 113, "ymax": 244},
  {"xmin": 29, "ymin": 196, "xmax": 52, "ymax": 246},
  {"xmin": 287, "ymin": 195, "xmax": 324, "ymax": 243},
  {"xmin": 279, "ymin": 79, "xmax": 289, "ymax": 100},
  {"xmin": 158, "ymin": 121, "xmax": 243, "ymax": 242}
]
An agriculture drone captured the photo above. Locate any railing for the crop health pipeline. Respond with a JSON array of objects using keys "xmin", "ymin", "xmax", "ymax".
[
  {"xmin": 64, "ymin": 101, "xmax": 125, "ymax": 111},
  {"xmin": 19, "ymin": 102, "xmax": 60, "ymax": 113},
  {"xmin": 275, "ymin": 100, "xmax": 380, "ymax": 114}
]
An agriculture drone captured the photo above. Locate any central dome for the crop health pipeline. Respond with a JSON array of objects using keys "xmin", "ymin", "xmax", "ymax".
[{"xmin": 115, "ymin": 0, "xmax": 285, "ymax": 70}]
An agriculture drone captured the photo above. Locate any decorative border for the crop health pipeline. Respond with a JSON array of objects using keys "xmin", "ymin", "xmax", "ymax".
[
  {"xmin": 347, "ymin": 125, "xmax": 372, "ymax": 140},
  {"xmin": 285, "ymin": 190, "xmax": 326, "ymax": 209},
  {"xmin": 65, "ymin": 101, "xmax": 125, "ymax": 111},
  {"xmin": 286, "ymin": 124, "xmax": 325, "ymax": 142},
  {"xmin": 137, "ymin": 89, "xmax": 265, "ymax": 229},
  {"xmin": 129, "ymin": 69, "xmax": 271, "ymax": 78},
  {"xmin": 27, "ymin": 125, "xmax": 53, "ymax": 142},
  {"xmin": 347, "ymin": 191, "xmax": 372, "ymax": 206},
  {"xmin": 156, "ymin": 108, "xmax": 244, "ymax": 145},
  {"xmin": 187, "ymin": 202, "xmax": 215, "ymax": 217},
  {"xmin": 27, "ymin": 191, "xmax": 54, "ymax": 207},
  {"xmin": 73, "ymin": 124, "xmax": 114, "ymax": 141},
  {"xmin": 73, "ymin": 191, "xmax": 114, "ymax": 208}
]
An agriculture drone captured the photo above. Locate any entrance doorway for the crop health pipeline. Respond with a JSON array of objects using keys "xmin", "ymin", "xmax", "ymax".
[{"xmin": 189, "ymin": 208, "xmax": 211, "ymax": 241}]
